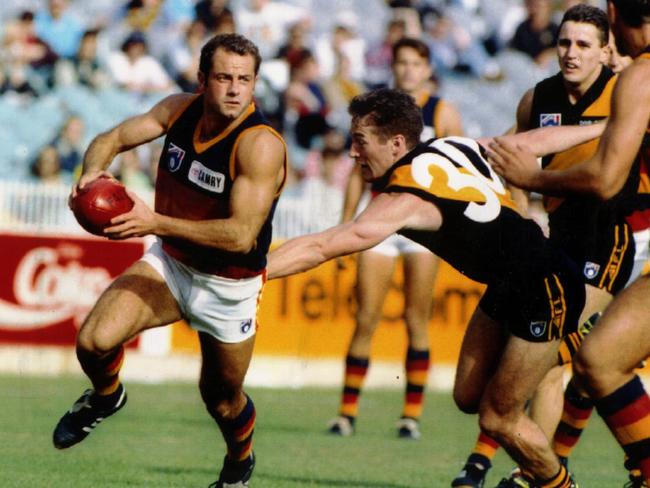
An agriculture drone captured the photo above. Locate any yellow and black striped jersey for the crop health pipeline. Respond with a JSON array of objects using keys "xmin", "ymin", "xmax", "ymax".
[{"xmin": 376, "ymin": 137, "xmax": 561, "ymax": 285}]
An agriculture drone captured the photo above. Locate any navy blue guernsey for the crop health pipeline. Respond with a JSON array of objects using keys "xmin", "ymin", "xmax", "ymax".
[{"xmin": 155, "ymin": 95, "xmax": 287, "ymax": 278}]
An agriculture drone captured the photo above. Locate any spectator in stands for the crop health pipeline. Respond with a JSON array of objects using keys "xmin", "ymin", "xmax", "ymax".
[
  {"xmin": 54, "ymin": 29, "xmax": 111, "ymax": 89},
  {"xmin": 49, "ymin": 115, "xmax": 86, "ymax": 174},
  {"xmin": 423, "ymin": 9, "xmax": 503, "ymax": 80},
  {"xmin": 195, "ymin": 0, "xmax": 233, "ymax": 33},
  {"xmin": 322, "ymin": 52, "xmax": 366, "ymax": 132},
  {"xmin": 283, "ymin": 50, "xmax": 330, "ymax": 151},
  {"xmin": 107, "ymin": 31, "xmax": 175, "ymax": 95},
  {"xmin": 314, "ymin": 11, "xmax": 366, "ymax": 82},
  {"xmin": 3, "ymin": 10, "xmax": 59, "ymax": 95},
  {"xmin": 276, "ymin": 22, "xmax": 312, "ymax": 68},
  {"xmin": 165, "ymin": 20, "xmax": 208, "ymax": 93},
  {"xmin": 116, "ymin": 148, "xmax": 154, "ymax": 192},
  {"xmin": 235, "ymin": 0, "xmax": 310, "ymax": 60},
  {"xmin": 301, "ymin": 127, "xmax": 353, "ymax": 193},
  {"xmin": 510, "ymin": 0, "xmax": 559, "ymax": 68},
  {"xmin": 364, "ymin": 18, "xmax": 406, "ymax": 89},
  {"xmin": 34, "ymin": 0, "xmax": 85, "ymax": 59},
  {"xmin": 30, "ymin": 146, "xmax": 64, "ymax": 184}
]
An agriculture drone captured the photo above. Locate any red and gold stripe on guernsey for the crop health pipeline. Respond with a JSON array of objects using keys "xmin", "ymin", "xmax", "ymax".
[
  {"xmin": 387, "ymin": 140, "xmax": 519, "ymax": 214},
  {"xmin": 598, "ymin": 223, "xmax": 630, "ymax": 292},
  {"xmin": 544, "ymin": 274, "xmax": 567, "ymax": 340}
]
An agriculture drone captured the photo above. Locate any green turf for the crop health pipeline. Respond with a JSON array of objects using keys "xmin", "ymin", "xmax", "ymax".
[{"xmin": 0, "ymin": 374, "xmax": 627, "ymax": 487}]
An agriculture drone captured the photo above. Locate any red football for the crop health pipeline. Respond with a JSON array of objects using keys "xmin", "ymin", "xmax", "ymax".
[{"xmin": 71, "ymin": 178, "xmax": 134, "ymax": 236}]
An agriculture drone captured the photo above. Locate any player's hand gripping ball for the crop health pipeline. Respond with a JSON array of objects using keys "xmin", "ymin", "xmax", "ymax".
[{"xmin": 71, "ymin": 178, "xmax": 134, "ymax": 236}]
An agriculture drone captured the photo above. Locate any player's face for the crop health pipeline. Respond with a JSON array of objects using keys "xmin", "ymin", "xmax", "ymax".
[
  {"xmin": 392, "ymin": 47, "xmax": 432, "ymax": 95},
  {"xmin": 557, "ymin": 21, "xmax": 608, "ymax": 87},
  {"xmin": 200, "ymin": 48, "xmax": 257, "ymax": 120},
  {"xmin": 349, "ymin": 117, "xmax": 395, "ymax": 182}
]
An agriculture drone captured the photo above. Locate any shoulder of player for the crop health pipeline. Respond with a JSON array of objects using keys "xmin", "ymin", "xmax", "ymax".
[
  {"xmin": 148, "ymin": 93, "xmax": 199, "ymax": 127},
  {"xmin": 516, "ymin": 88, "xmax": 535, "ymax": 131},
  {"xmin": 615, "ymin": 58, "xmax": 650, "ymax": 97},
  {"xmin": 234, "ymin": 126, "xmax": 286, "ymax": 171}
]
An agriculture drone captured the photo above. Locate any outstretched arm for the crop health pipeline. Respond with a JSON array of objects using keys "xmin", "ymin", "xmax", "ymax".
[
  {"xmin": 268, "ymin": 192, "xmax": 441, "ymax": 279},
  {"xmin": 487, "ymin": 59, "xmax": 650, "ymax": 198}
]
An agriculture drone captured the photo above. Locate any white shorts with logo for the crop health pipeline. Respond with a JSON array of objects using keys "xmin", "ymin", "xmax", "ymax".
[
  {"xmin": 628, "ymin": 229, "xmax": 650, "ymax": 285},
  {"xmin": 141, "ymin": 240, "xmax": 264, "ymax": 343},
  {"xmin": 369, "ymin": 233, "xmax": 429, "ymax": 257}
]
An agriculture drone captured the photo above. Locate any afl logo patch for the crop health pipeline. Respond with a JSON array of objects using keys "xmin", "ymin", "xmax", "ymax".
[
  {"xmin": 167, "ymin": 143, "xmax": 186, "ymax": 172},
  {"xmin": 540, "ymin": 113, "xmax": 561, "ymax": 127},
  {"xmin": 583, "ymin": 262, "xmax": 601, "ymax": 279},
  {"xmin": 530, "ymin": 321, "xmax": 547, "ymax": 338},
  {"xmin": 240, "ymin": 319, "xmax": 252, "ymax": 334}
]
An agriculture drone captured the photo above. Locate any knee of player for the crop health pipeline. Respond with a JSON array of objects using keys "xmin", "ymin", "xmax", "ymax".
[
  {"xmin": 572, "ymin": 348, "xmax": 610, "ymax": 394},
  {"xmin": 453, "ymin": 387, "xmax": 480, "ymax": 414},
  {"xmin": 76, "ymin": 326, "xmax": 119, "ymax": 355},
  {"xmin": 477, "ymin": 408, "xmax": 513, "ymax": 442},
  {"xmin": 199, "ymin": 380, "xmax": 242, "ymax": 416}
]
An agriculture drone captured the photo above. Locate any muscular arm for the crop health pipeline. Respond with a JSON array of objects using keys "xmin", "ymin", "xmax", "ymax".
[
  {"xmin": 489, "ymin": 59, "xmax": 650, "ymax": 198},
  {"xmin": 80, "ymin": 93, "xmax": 195, "ymax": 179},
  {"xmin": 267, "ymin": 192, "xmax": 441, "ymax": 279},
  {"xmin": 108, "ymin": 128, "xmax": 286, "ymax": 252}
]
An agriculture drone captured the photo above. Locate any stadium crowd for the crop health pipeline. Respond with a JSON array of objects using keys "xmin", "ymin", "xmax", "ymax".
[{"xmin": 0, "ymin": 0, "xmax": 596, "ymax": 197}]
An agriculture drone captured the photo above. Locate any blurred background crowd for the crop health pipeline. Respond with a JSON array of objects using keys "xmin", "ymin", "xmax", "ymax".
[{"xmin": 0, "ymin": 0, "xmax": 606, "ymax": 232}]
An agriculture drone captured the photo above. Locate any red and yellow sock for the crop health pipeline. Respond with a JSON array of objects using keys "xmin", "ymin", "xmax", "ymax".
[
  {"xmin": 401, "ymin": 348, "xmax": 430, "ymax": 419},
  {"xmin": 553, "ymin": 379, "xmax": 594, "ymax": 460},
  {"xmin": 472, "ymin": 431, "xmax": 499, "ymax": 463},
  {"xmin": 340, "ymin": 355, "xmax": 369, "ymax": 419},
  {"xmin": 79, "ymin": 346, "xmax": 124, "ymax": 396},
  {"xmin": 536, "ymin": 464, "xmax": 573, "ymax": 488},
  {"xmin": 218, "ymin": 394, "xmax": 256, "ymax": 462},
  {"xmin": 595, "ymin": 375, "xmax": 650, "ymax": 482}
]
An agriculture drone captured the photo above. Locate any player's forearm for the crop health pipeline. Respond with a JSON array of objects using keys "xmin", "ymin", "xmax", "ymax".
[
  {"xmin": 267, "ymin": 235, "xmax": 328, "ymax": 279},
  {"xmin": 81, "ymin": 133, "xmax": 120, "ymax": 174},
  {"xmin": 528, "ymin": 163, "xmax": 602, "ymax": 196},
  {"xmin": 518, "ymin": 123, "xmax": 604, "ymax": 157},
  {"xmin": 154, "ymin": 214, "xmax": 259, "ymax": 253}
]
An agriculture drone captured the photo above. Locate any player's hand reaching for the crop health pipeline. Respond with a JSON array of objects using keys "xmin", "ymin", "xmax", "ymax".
[
  {"xmin": 487, "ymin": 137, "xmax": 541, "ymax": 191},
  {"xmin": 104, "ymin": 189, "xmax": 158, "ymax": 239}
]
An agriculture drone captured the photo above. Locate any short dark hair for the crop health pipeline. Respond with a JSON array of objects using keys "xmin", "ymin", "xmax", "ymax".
[
  {"xmin": 392, "ymin": 37, "xmax": 431, "ymax": 63},
  {"xmin": 348, "ymin": 88, "xmax": 423, "ymax": 148},
  {"xmin": 199, "ymin": 33, "xmax": 262, "ymax": 77},
  {"xmin": 560, "ymin": 4, "xmax": 610, "ymax": 45},
  {"xmin": 609, "ymin": 0, "xmax": 650, "ymax": 27}
]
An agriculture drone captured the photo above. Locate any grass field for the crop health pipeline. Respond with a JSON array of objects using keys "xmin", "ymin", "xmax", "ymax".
[{"xmin": 0, "ymin": 374, "xmax": 628, "ymax": 487}]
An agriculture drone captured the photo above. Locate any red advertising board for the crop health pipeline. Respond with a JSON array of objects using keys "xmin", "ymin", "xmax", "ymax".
[{"xmin": 0, "ymin": 233, "xmax": 145, "ymax": 345}]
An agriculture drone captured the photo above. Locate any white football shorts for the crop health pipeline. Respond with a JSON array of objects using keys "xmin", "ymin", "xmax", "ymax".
[
  {"xmin": 141, "ymin": 240, "xmax": 264, "ymax": 343},
  {"xmin": 369, "ymin": 233, "xmax": 429, "ymax": 257},
  {"xmin": 628, "ymin": 229, "xmax": 650, "ymax": 285}
]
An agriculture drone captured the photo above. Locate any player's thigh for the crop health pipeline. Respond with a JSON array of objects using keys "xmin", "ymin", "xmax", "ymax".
[
  {"xmin": 454, "ymin": 306, "xmax": 507, "ymax": 412},
  {"xmin": 79, "ymin": 260, "xmax": 182, "ymax": 351},
  {"xmin": 402, "ymin": 251, "xmax": 438, "ymax": 314},
  {"xmin": 199, "ymin": 331, "xmax": 255, "ymax": 392},
  {"xmin": 481, "ymin": 335, "xmax": 560, "ymax": 418},
  {"xmin": 355, "ymin": 248, "xmax": 396, "ymax": 316},
  {"xmin": 578, "ymin": 275, "xmax": 650, "ymax": 381},
  {"xmin": 580, "ymin": 283, "xmax": 613, "ymax": 324}
]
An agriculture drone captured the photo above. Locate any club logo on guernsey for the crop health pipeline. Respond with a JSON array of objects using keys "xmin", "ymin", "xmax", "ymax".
[
  {"xmin": 167, "ymin": 143, "xmax": 186, "ymax": 172},
  {"xmin": 189, "ymin": 160, "xmax": 225, "ymax": 193},
  {"xmin": 530, "ymin": 321, "xmax": 547, "ymax": 338},
  {"xmin": 584, "ymin": 262, "xmax": 601, "ymax": 279},
  {"xmin": 540, "ymin": 113, "xmax": 561, "ymax": 127}
]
